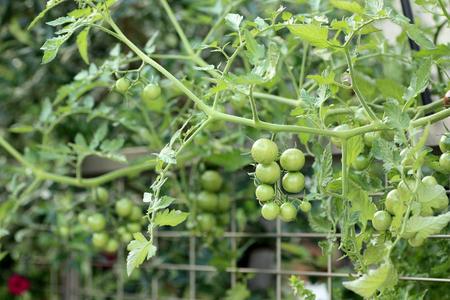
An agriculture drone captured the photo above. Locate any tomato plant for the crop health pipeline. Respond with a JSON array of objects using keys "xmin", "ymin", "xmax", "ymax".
[{"xmin": 1, "ymin": 0, "xmax": 450, "ymax": 298}]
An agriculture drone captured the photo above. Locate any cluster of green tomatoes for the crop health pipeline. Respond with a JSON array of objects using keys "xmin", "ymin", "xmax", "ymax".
[
  {"xmin": 193, "ymin": 170, "xmax": 231, "ymax": 232},
  {"xmin": 251, "ymin": 138, "xmax": 311, "ymax": 222},
  {"xmin": 77, "ymin": 187, "xmax": 144, "ymax": 254},
  {"xmin": 438, "ymin": 135, "xmax": 450, "ymax": 173}
]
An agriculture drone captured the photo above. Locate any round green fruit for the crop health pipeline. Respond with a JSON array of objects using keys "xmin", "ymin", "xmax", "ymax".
[
  {"xmin": 197, "ymin": 191, "xmax": 219, "ymax": 212},
  {"xmin": 261, "ymin": 202, "xmax": 280, "ymax": 221},
  {"xmin": 87, "ymin": 213, "xmax": 106, "ymax": 232},
  {"xmin": 217, "ymin": 193, "xmax": 231, "ymax": 212},
  {"xmin": 255, "ymin": 162, "xmax": 281, "ymax": 184},
  {"xmin": 127, "ymin": 222, "xmax": 141, "ymax": 233},
  {"xmin": 129, "ymin": 206, "xmax": 143, "ymax": 221},
  {"xmin": 439, "ymin": 135, "xmax": 450, "ymax": 153},
  {"xmin": 282, "ymin": 172, "xmax": 305, "ymax": 193},
  {"xmin": 331, "ymin": 124, "xmax": 350, "ymax": 147},
  {"xmin": 115, "ymin": 77, "xmax": 130, "ymax": 93},
  {"xmin": 280, "ymin": 148, "xmax": 305, "ymax": 171},
  {"xmin": 408, "ymin": 236, "xmax": 424, "ymax": 247},
  {"xmin": 255, "ymin": 184, "xmax": 275, "ymax": 202},
  {"xmin": 251, "ymin": 138, "xmax": 278, "ymax": 164},
  {"xmin": 385, "ymin": 189, "xmax": 405, "ymax": 215},
  {"xmin": 299, "ymin": 201, "xmax": 311, "ymax": 213},
  {"xmin": 141, "ymin": 83, "xmax": 162, "ymax": 101},
  {"xmin": 439, "ymin": 152, "xmax": 450, "ymax": 173},
  {"xmin": 92, "ymin": 232, "xmax": 109, "ymax": 249},
  {"xmin": 120, "ymin": 232, "xmax": 133, "ymax": 243},
  {"xmin": 115, "ymin": 198, "xmax": 133, "ymax": 217},
  {"xmin": 200, "ymin": 170, "xmax": 223, "ymax": 192},
  {"xmin": 197, "ymin": 214, "xmax": 216, "ymax": 232},
  {"xmin": 363, "ymin": 131, "xmax": 380, "ymax": 147},
  {"xmin": 351, "ymin": 154, "xmax": 370, "ymax": 171},
  {"xmin": 422, "ymin": 176, "xmax": 437, "ymax": 186},
  {"xmin": 355, "ymin": 108, "xmax": 370, "ymax": 125},
  {"xmin": 372, "ymin": 211, "xmax": 392, "ymax": 231},
  {"xmin": 95, "ymin": 187, "xmax": 109, "ymax": 204},
  {"xmin": 104, "ymin": 239, "xmax": 119, "ymax": 253},
  {"xmin": 280, "ymin": 202, "xmax": 297, "ymax": 222}
]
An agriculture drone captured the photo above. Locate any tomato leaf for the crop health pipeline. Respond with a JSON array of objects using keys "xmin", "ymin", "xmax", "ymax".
[
  {"xmin": 384, "ymin": 100, "xmax": 410, "ymax": 130},
  {"xmin": 415, "ymin": 182, "xmax": 449, "ymax": 215},
  {"xmin": 403, "ymin": 59, "xmax": 431, "ymax": 104},
  {"xmin": 154, "ymin": 209, "xmax": 189, "ymax": 227},
  {"xmin": 76, "ymin": 27, "xmax": 90, "ymax": 64},
  {"xmin": 288, "ymin": 24, "xmax": 329, "ymax": 48},
  {"xmin": 402, "ymin": 212, "xmax": 450, "ymax": 243},
  {"xmin": 330, "ymin": 0, "xmax": 364, "ymax": 14},
  {"xmin": 126, "ymin": 233, "xmax": 156, "ymax": 276},
  {"xmin": 343, "ymin": 262, "xmax": 398, "ymax": 298},
  {"xmin": 225, "ymin": 13, "xmax": 243, "ymax": 31},
  {"xmin": 348, "ymin": 184, "xmax": 377, "ymax": 229}
]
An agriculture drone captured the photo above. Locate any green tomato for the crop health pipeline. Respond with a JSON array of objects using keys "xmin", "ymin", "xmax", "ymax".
[
  {"xmin": 385, "ymin": 189, "xmax": 405, "ymax": 215},
  {"xmin": 351, "ymin": 154, "xmax": 370, "ymax": 171},
  {"xmin": 104, "ymin": 239, "xmax": 119, "ymax": 253},
  {"xmin": 197, "ymin": 214, "xmax": 216, "ymax": 232},
  {"xmin": 115, "ymin": 77, "xmax": 130, "ymax": 93},
  {"xmin": 115, "ymin": 198, "xmax": 133, "ymax": 217},
  {"xmin": 92, "ymin": 232, "xmax": 109, "ymax": 249},
  {"xmin": 280, "ymin": 148, "xmax": 305, "ymax": 171},
  {"xmin": 439, "ymin": 135, "xmax": 450, "ymax": 153},
  {"xmin": 279, "ymin": 202, "xmax": 297, "ymax": 222},
  {"xmin": 251, "ymin": 138, "xmax": 278, "ymax": 164},
  {"xmin": 217, "ymin": 193, "xmax": 231, "ymax": 212},
  {"xmin": 87, "ymin": 213, "xmax": 106, "ymax": 232},
  {"xmin": 355, "ymin": 108, "xmax": 370, "ymax": 125},
  {"xmin": 282, "ymin": 172, "xmax": 305, "ymax": 193},
  {"xmin": 299, "ymin": 201, "xmax": 311, "ymax": 213},
  {"xmin": 127, "ymin": 222, "xmax": 141, "ymax": 233},
  {"xmin": 255, "ymin": 162, "xmax": 281, "ymax": 184},
  {"xmin": 219, "ymin": 213, "xmax": 229, "ymax": 225},
  {"xmin": 120, "ymin": 232, "xmax": 133, "ymax": 244},
  {"xmin": 129, "ymin": 206, "xmax": 143, "ymax": 221},
  {"xmin": 439, "ymin": 152, "xmax": 450, "ymax": 173},
  {"xmin": 331, "ymin": 124, "xmax": 350, "ymax": 147},
  {"xmin": 59, "ymin": 226, "xmax": 69, "ymax": 237},
  {"xmin": 197, "ymin": 191, "xmax": 219, "ymax": 212},
  {"xmin": 200, "ymin": 170, "xmax": 223, "ymax": 192},
  {"xmin": 363, "ymin": 131, "xmax": 380, "ymax": 147},
  {"xmin": 408, "ymin": 236, "xmax": 424, "ymax": 247},
  {"xmin": 78, "ymin": 212, "xmax": 88, "ymax": 226},
  {"xmin": 255, "ymin": 184, "xmax": 275, "ymax": 202},
  {"xmin": 422, "ymin": 176, "xmax": 437, "ymax": 186},
  {"xmin": 143, "ymin": 96, "xmax": 165, "ymax": 112},
  {"xmin": 117, "ymin": 226, "xmax": 127, "ymax": 236},
  {"xmin": 95, "ymin": 187, "xmax": 109, "ymax": 204},
  {"xmin": 141, "ymin": 83, "xmax": 162, "ymax": 101},
  {"xmin": 261, "ymin": 202, "xmax": 280, "ymax": 221},
  {"xmin": 372, "ymin": 211, "xmax": 392, "ymax": 231}
]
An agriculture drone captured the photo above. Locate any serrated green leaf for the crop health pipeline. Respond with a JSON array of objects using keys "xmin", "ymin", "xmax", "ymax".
[
  {"xmin": 346, "ymin": 135, "xmax": 364, "ymax": 164},
  {"xmin": 348, "ymin": 184, "xmax": 377, "ymax": 229},
  {"xmin": 244, "ymin": 30, "xmax": 265, "ymax": 65},
  {"xmin": 330, "ymin": 0, "xmax": 364, "ymax": 14},
  {"xmin": 28, "ymin": 0, "xmax": 66, "ymax": 30},
  {"xmin": 403, "ymin": 59, "xmax": 431, "ymax": 104},
  {"xmin": 343, "ymin": 262, "xmax": 398, "ymax": 298},
  {"xmin": 403, "ymin": 212, "xmax": 450, "ymax": 242},
  {"xmin": 90, "ymin": 123, "xmax": 108, "ymax": 149},
  {"xmin": 46, "ymin": 16, "xmax": 75, "ymax": 26},
  {"xmin": 307, "ymin": 71, "xmax": 336, "ymax": 85},
  {"xmin": 40, "ymin": 33, "xmax": 71, "ymax": 64},
  {"xmin": 126, "ymin": 235, "xmax": 156, "ymax": 276},
  {"xmin": 150, "ymin": 196, "xmax": 175, "ymax": 212},
  {"xmin": 416, "ymin": 182, "xmax": 448, "ymax": 215},
  {"xmin": 154, "ymin": 209, "xmax": 189, "ymax": 227},
  {"xmin": 225, "ymin": 13, "xmax": 243, "ymax": 31},
  {"xmin": 384, "ymin": 100, "xmax": 410, "ymax": 130},
  {"xmin": 9, "ymin": 124, "xmax": 35, "ymax": 134},
  {"xmin": 288, "ymin": 24, "xmax": 329, "ymax": 48},
  {"xmin": 375, "ymin": 78, "xmax": 405, "ymax": 101},
  {"xmin": 371, "ymin": 138, "xmax": 399, "ymax": 172},
  {"xmin": 76, "ymin": 28, "xmax": 90, "ymax": 64}
]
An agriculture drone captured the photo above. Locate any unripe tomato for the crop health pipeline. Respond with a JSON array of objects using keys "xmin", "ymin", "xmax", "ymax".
[
  {"xmin": 280, "ymin": 202, "xmax": 297, "ymax": 222},
  {"xmin": 331, "ymin": 124, "xmax": 350, "ymax": 147},
  {"xmin": 117, "ymin": 226, "xmax": 127, "ymax": 236},
  {"xmin": 385, "ymin": 189, "xmax": 404, "ymax": 215},
  {"xmin": 439, "ymin": 135, "xmax": 450, "ymax": 153},
  {"xmin": 200, "ymin": 170, "xmax": 223, "ymax": 192},
  {"xmin": 351, "ymin": 154, "xmax": 370, "ymax": 170},
  {"xmin": 261, "ymin": 202, "xmax": 280, "ymax": 221},
  {"xmin": 115, "ymin": 77, "xmax": 130, "ymax": 93},
  {"xmin": 251, "ymin": 138, "xmax": 278, "ymax": 164},
  {"xmin": 197, "ymin": 191, "xmax": 219, "ymax": 212},
  {"xmin": 120, "ymin": 232, "xmax": 133, "ymax": 244},
  {"xmin": 217, "ymin": 193, "xmax": 231, "ymax": 212},
  {"xmin": 282, "ymin": 172, "xmax": 305, "ymax": 193},
  {"xmin": 255, "ymin": 184, "xmax": 275, "ymax": 202},
  {"xmin": 92, "ymin": 232, "xmax": 109, "ymax": 249},
  {"xmin": 299, "ymin": 201, "xmax": 311, "ymax": 213},
  {"xmin": 104, "ymin": 239, "xmax": 119, "ymax": 253},
  {"xmin": 280, "ymin": 148, "xmax": 305, "ymax": 171},
  {"xmin": 129, "ymin": 206, "xmax": 143, "ymax": 221},
  {"xmin": 372, "ymin": 211, "xmax": 392, "ymax": 231},
  {"xmin": 422, "ymin": 176, "xmax": 437, "ymax": 186},
  {"xmin": 87, "ymin": 213, "xmax": 106, "ymax": 232},
  {"xmin": 95, "ymin": 187, "xmax": 109, "ymax": 204},
  {"xmin": 197, "ymin": 214, "xmax": 216, "ymax": 232},
  {"xmin": 439, "ymin": 152, "xmax": 450, "ymax": 173},
  {"xmin": 59, "ymin": 226, "xmax": 69, "ymax": 237},
  {"xmin": 115, "ymin": 198, "xmax": 133, "ymax": 217},
  {"xmin": 355, "ymin": 108, "xmax": 370, "ymax": 125},
  {"xmin": 141, "ymin": 83, "xmax": 162, "ymax": 101},
  {"xmin": 127, "ymin": 222, "xmax": 141, "ymax": 233},
  {"xmin": 363, "ymin": 131, "xmax": 380, "ymax": 147},
  {"xmin": 78, "ymin": 212, "xmax": 88, "ymax": 226},
  {"xmin": 255, "ymin": 162, "xmax": 281, "ymax": 184},
  {"xmin": 408, "ymin": 236, "xmax": 424, "ymax": 247}
]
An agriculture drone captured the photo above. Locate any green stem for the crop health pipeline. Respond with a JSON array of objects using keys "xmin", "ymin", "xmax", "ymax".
[
  {"xmin": 249, "ymin": 86, "xmax": 260, "ymax": 123},
  {"xmin": 298, "ymin": 43, "xmax": 309, "ymax": 92},
  {"xmin": 437, "ymin": 0, "xmax": 450, "ymax": 22},
  {"xmin": 344, "ymin": 47, "xmax": 379, "ymax": 122}
]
